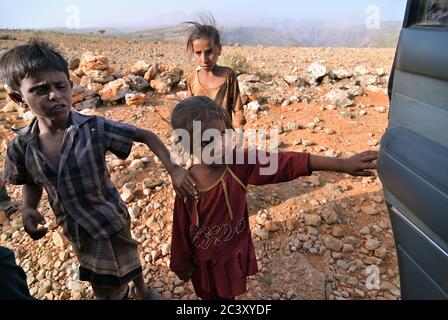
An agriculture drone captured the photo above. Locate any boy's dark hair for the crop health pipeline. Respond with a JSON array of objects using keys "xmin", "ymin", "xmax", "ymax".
[
  {"xmin": 171, "ymin": 96, "xmax": 233, "ymax": 135},
  {"xmin": 183, "ymin": 14, "xmax": 222, "ymax": 53},
  {"xmin": 0, "ymin": 38, "xmax": 69, "ymax": 93}
]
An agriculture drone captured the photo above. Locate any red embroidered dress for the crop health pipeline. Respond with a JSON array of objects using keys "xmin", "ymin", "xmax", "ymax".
[{"xmin": 170, "ymin": 151, "xmax": 311, "ymax": 299}]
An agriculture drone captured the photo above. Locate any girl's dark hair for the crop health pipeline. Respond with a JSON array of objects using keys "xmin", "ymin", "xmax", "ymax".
[
  {"xmin": 0, "ymin": 38, "xmax": 69, "ymax": 92},
  {"xmin": 183, "ymin": 14, "xmax": 222, "ymax": 53},
  {"xmin": 171, "ymin": 96, "xmax": 233, "ymax": 135}
]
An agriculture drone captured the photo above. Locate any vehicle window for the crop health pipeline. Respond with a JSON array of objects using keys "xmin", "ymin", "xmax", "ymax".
[{"xmin": 417, "ymin": 0, "xmax": 448, "ymax": 26}]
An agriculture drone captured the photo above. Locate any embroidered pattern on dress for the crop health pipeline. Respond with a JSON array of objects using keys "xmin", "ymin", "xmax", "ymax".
[{"xmin": 191, "ymin": 217, "xmax": 246, "ymax": 250}]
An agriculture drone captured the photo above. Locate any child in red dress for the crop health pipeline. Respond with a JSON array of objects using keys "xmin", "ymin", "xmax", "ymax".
[{"xmin": 169, "ymin": 96, "xmax": 378, "ymax": 300}]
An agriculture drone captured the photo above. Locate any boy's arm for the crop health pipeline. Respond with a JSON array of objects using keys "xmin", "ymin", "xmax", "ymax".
[
  {"xmin": 309, "ymin": 151, "xmax": 378, "ymax": 176},
  {"xmin": 22, "ymin": 183, "xmax": 47, "ymax": 241},
  {"xmin": 4, "ymin": 138, "xmax": 47, "ymax": 240},
  {"xmin": 134, "ymin": 128, "xmax": 198, "ymax": 199}
]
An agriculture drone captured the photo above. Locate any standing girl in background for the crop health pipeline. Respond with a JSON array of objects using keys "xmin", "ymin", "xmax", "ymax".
[{"xmin": 184, "ymin": 16, "xmax": 246, "ymax": 129}]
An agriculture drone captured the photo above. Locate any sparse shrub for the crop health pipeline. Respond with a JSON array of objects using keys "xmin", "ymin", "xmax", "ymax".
[
  {"xmin": 219, "ymin": 53, "xmax": 250, "ymax": 75},
  {"xmin": 0, "ymin": 35, "xmax": 17, "ymax": 41}
]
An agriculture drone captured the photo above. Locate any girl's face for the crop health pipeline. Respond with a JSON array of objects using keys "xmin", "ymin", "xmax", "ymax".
[
  {"xmin": 197, "ymin": 118, "xmax": 230, "ymax": 167},
  {"xmin": 192, "ymin": 38, "xmax": 221, "ymax": 72}
]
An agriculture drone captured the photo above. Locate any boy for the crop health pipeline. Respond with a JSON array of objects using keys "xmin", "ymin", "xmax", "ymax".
[{"xmin": 0, "ymin": 39, "xmax": 197, "ymax": 300}]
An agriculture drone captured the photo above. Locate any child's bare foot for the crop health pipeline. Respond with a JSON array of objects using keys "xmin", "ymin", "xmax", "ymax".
[
  {"xmin": 0, "ymin": 199, "xmax": 16, "ymax": 216},
  {"xmin": 132, "ymin": 285, "xmax": 162, "ymax": 300},
  {"xmin": 0, "ymin": 184, "xmax": 16, "ymax": 217},
  {"xmin": 132, "ymin": 274, "xmax": 163, "ymax": 300}
]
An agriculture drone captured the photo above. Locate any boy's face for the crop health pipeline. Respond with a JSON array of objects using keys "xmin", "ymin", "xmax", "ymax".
[
  {"xmin": 10, "ymin": 69, "xmax": 72, "ymax": 122},
  {"xmin": 192, "ymin": 38, "xmax": 221, "ymax": 72}
]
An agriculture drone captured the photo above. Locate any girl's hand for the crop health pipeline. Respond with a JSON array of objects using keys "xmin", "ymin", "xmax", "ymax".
[
  {"xmin": 170, "ymin": 167, "xmax": 198, "ymax": 199},
  {"xmin": 342, "ymin": 151, "xmax": 378, "ymax": 177}
]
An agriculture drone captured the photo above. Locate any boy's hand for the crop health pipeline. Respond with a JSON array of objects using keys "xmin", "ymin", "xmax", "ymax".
[
  {"xmin": 342, "ymin": 151, "xmax": 378, "ymax": 177},
  {"xmin": 170, "ymin": 167, "xmax": 198, "ymax": 199},
  {"xmin": 23, "ymin": 208, "xmax": 48, "ymax": 240},
  {"xmin": 0, "ymin": 178, "xmax": 4, "ymax": 189},
  {"xmin": 133, "ymin": 129, "xmax": 198, "ymax": 198}
]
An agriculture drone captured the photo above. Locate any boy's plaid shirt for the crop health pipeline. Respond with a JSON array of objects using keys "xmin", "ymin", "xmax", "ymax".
[{"xmin": 4, "ymin": 110, "xmax": 137, "ymax": 240}]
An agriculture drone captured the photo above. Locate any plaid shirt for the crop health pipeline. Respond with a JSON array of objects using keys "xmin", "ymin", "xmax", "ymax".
[{"xmin": 3, "ymin": 110, "xmax": 137, "ymax": 240}]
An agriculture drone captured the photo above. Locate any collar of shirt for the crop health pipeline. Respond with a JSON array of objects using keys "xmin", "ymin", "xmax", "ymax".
[
  {"xmin": 12, "ymin": 110, "xmax": 94, "ymax": 176},
  {"xmin": 12, "ymin": 109, "xmax": 93, "ymax": 142}
]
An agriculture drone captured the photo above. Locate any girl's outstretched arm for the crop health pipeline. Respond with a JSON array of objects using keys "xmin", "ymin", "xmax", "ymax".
[
  {"xmin": 243, "ymin": 149, "xmax": 378, "ymax": 187},
  {"xmin": 310, "ymin": 151, "xmax": 378, "ymax": 177}
]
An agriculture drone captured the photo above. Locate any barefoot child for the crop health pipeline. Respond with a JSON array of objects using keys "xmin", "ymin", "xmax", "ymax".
[
  {"xmin": 184, "ymin": 16, "xmax": 246, "ymax": 129},
  {"xmin": 0, "ymin": 39, "xmax": 197, "ymax": 300},
  {"xmin": 169, "ymin": 96, "xmax": 378, "ymax": 300}
]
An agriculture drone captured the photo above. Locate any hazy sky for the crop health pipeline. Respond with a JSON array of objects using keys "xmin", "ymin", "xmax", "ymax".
[{"xmin": 0, "ymin": 0, "xmax": 408, "ymax": 29}]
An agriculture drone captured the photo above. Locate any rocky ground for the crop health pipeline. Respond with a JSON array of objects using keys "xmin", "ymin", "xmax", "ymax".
[{"xmin": 0, "ymin": 31, "xmax": 399, "ymax": 300}]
